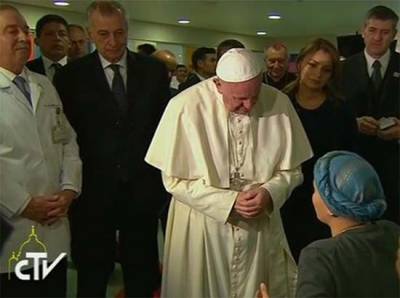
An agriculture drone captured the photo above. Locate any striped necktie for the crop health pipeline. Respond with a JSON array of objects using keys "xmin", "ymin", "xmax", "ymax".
[
  {"xmin": 13, "ymin": 76, "xmax": 32, "ymax": 106},
  {"xmin": 109, "ymin": 64, "xmax": 128, "ymax": 113},
  {"xmin": 371, "ymin": 60, "xmax": 382, "ymax": 91}
]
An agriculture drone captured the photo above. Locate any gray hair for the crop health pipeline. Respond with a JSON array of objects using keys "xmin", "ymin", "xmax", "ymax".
[
  {"xmin": 87, "ymin": 1, "xmax": 128, "ymax": 28},
  {"xmin": 0, "ymin": 4, "xmax": 20, "ymax": 13}
]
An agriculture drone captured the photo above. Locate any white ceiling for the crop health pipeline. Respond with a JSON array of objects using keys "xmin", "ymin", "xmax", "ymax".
[{"xmin": 8, "ymin": 0, "xmax": 400, "ymax": 37}]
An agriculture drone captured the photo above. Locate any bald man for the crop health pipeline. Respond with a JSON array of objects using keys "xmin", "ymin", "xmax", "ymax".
[
  {"xmin": 67, "ymin": 24, "xmax": 89, "ymax": 61},
  {"xmin": 152, "ymin": 49, "xmax": 177, "ymax": 74}
]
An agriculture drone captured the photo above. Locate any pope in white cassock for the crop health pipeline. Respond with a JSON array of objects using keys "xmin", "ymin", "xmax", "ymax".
[{"xmin": 145, "ymin": 49, "xmax": 313, "ymax": 298}]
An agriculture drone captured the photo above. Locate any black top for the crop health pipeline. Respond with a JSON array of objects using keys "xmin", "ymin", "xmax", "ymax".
[
  {"xmin": 291, "ymin": 96, "xmax": 358, "ymax": 191},
  {"xmin": 296, "ymin": 220, "xmax": 400, "ymax": 298},
  {"xmin": 281, "ymin": 94, "xmax": 358, "ymax": 261}
]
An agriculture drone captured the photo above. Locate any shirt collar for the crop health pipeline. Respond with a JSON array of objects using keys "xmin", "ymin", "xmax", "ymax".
[
  {"xmin": 0, "ymin": 66, "xmax": 28, "ymax": 82},
  {"xmin": 364, "ymin": 49, "xmax": 390, "ymax": 74},
  {"xmin": 98, "ymin": 50, "xmax": 127, "ymax": 70},
  {"xmin": 194, "ymin": 71, "xmax": 207, "ymax": 81},
  {"xmin": 42, "ymin": 55, "xmax": 68, "ymax": 71}
]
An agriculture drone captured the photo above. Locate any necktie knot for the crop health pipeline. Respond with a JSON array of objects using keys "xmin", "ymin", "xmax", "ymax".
[
  {"xmin": 52, "ymin": 63, "xmax": 62, "ymax": 70},
  {"xmin": 13, "ymin": 75, "xmax": 26, "ymax": 86},
  {"xmin": 372, "ymin": 60, "xmax": 381, "ymax": 70},
  {"xmin": 109, "ymin": 64, "xmax": 120, "ymax": 73}
]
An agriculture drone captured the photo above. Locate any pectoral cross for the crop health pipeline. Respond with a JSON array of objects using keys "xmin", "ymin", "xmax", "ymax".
[{"xmin": 230, "ymin": 171, "xmax": 246, "ymax": 191}]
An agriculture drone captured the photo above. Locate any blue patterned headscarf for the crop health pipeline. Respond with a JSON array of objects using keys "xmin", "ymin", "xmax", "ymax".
[{"xmin": 314, "ymin": 151, "xmax": 387, "ymax": 222}]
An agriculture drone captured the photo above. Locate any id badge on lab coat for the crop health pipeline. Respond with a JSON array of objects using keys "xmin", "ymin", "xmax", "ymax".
[{"xmin": 52, "ymin": 107, "xmax": 68, "ymax": 144}]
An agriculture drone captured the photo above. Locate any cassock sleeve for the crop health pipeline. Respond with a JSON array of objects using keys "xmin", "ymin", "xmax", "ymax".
[
  {"xmin": 261, "ymin": 166, "xmax": 303, "ymax": 211},
  {"xmin": 162, "ymin": 173, "xmax": 238, "ymax": 223}
]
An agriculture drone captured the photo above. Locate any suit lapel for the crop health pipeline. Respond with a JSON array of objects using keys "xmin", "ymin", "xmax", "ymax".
[
  {"xmin": 91, "ymin": 52, "xmax": 112, "ymax": 92},
  {"xmin": 38, "ymin": 58, "xmax": 46, "ymax": 76},
  {"xmin": 379, "ymin": 52, "xmax": 399, "ymax": 111},
  {"xmin": 90, "ymin": 52, "xmax": 120, "ymax": 110},
  {"xmin": 126, "ymin": 51, "xmax": 144, "ymax": 114},
  {"xmin": 356, "ymin": 53, "xmax": 370, "ymax": 89},
  {"xmin": 12, "ymin": 84, "xmax": 33, "ymax": 113},
  {"xmin": 29, "ymin": 77, "xmax": 42, "ymax": 113},
  {"xmin": 357, "ymin": 53, "xmax": 378, "ymax": 116}
]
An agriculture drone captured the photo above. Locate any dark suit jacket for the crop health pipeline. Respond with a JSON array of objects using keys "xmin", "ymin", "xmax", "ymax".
[
  {"xmin": 178, "ymin": 72, "xmax": 201, "ymax": 92},
  {"xmin": 262, "ymin": 71, "xmax": 296, "ymax": 90},
  {"xmin": 26, "ymin": 57, "xmax": 46, "ymax": 75},
  {"xmin": 342, "ymin": 51, "xmax": 400, "ymax": 222},
  {"xmin": 54, "ymin": 50, "xmax": 170, "ymax": 259}
]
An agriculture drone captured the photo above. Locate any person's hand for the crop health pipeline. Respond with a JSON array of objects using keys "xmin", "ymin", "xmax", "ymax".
[
  {"xmin": 234, "ymin": 187, "xmax": 272, "ymax": 219},
  {"xmin": 356, "ymin": 116, "xmax": 379, "ymax": 136},
  {"xmin": 44, "ymin": 190, "xmax": 77, "ymax": 225},
  {"xmin": 21, "ymin": 195, "xmax": 61, "ymax": 225},
  {"xmin": 377, "ymin": 118, "xmax": 400, "ymax": 141},
  {"xmin": 255, "ymin": 282, "xmax": 269, "ymax": 298}
]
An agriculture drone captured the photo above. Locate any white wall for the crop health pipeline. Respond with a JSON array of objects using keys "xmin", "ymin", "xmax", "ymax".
[
  {"xmin": 6, "ymin": 1, "xmax": 337, "ymax": 56},
  {"xmin": 7, "ymin": 2, "xmax": 269, "ymax": 50}
]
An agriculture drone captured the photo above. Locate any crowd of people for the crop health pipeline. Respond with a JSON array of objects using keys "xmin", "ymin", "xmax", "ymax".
[{"xmin": 0, "ymin": 1, "xmax": 399, "ymax": 298}]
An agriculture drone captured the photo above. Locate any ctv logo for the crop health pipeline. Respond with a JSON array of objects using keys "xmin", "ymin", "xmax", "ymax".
[
  {"xmin": 14, "ymin": 252, "xmax": 66, "ymax": 280},
  {"xmin": 8, "ymin": 226, "xmax": 67, "ymax": 280}
]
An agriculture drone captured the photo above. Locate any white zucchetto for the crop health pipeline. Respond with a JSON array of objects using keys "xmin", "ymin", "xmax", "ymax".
[{"xmin": 216, "ymin": 48, "xmax": 262, "ymax": 82}]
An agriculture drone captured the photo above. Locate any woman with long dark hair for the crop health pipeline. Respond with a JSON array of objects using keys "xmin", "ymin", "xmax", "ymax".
[{"xmin": 281, "ymin": 38, "xmax": 358, "ymax": 261}]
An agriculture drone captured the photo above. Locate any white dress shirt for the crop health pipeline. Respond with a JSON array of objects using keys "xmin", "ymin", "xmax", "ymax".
[
  {"xmin": 193, "ymin": 71, "xmax": 207, "ymax": 81},
  {"xmin": 364, "ymin": 49, "xmax": 390, "ymax": 78},
  {"xmin": 42, "ymin": 55, "xmax": 68, "ymax": 82}
]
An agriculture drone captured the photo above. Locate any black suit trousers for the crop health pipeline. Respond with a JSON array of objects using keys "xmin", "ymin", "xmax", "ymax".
[{"xmin": 70, "ymin": 182, "xmax": 160, "ymax": 298}]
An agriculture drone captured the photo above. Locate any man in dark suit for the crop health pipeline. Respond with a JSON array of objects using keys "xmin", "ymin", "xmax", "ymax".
[
  {"xmin": 178, "ymin": 47, "xmax": 216, "ymax": 92},
  {"xmin": 26, "ymin": 14, "xmax": 69, "ymax": 81},
  {"xmin": 54, "ymin": 1, "xmax": 170, "ymax": 297},
  {"xmin": 342, "ymin": 5, "xmax": 399, "ymax": 223}
]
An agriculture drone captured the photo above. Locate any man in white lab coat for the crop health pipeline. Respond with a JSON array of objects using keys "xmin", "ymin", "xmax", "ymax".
[
  {"xmin": 145, "ymin": 48, "xmax": 313, "ymax": 298},
  {"xmin": 0, "ymin": 5, "xmax": 81, "ymax": 297}
]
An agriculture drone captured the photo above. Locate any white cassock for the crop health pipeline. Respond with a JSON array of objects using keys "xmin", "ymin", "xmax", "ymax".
[{"xmin": 145, "ymin": 78, "xmax": 313, "ymax": 298}]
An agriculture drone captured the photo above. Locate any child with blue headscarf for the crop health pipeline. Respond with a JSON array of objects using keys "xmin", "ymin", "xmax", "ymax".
[
  {"xmin": 257, "ymin": 151, "xmax": 399, "ymax": 298},
  {"xmin": 295, "ymin": 150, "xmax": 399, "ymax": 297}
]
